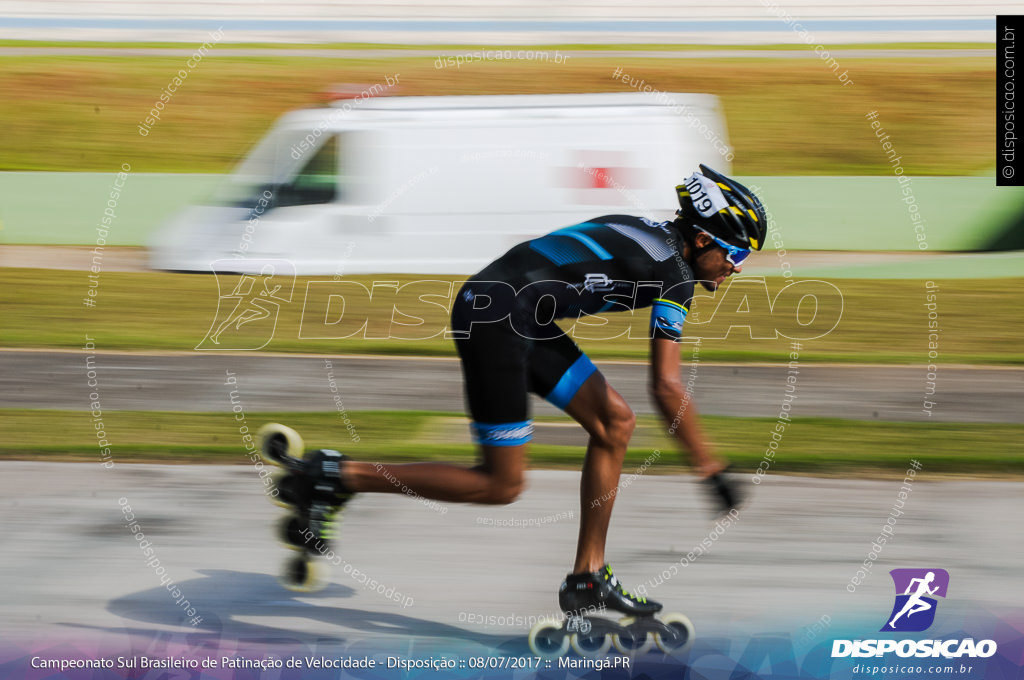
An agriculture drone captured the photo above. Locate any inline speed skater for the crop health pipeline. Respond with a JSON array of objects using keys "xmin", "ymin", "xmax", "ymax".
[{"xmin": 259, "ymin": 163, "xmax": 767, "ymax": 654}]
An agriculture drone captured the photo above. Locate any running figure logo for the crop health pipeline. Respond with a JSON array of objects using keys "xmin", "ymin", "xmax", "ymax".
[
  {"xmin": 881, "ymin": 568, "xmax": 950, "ymax": 632},
  {"xmin": 196, "ymin": 260, "xmax": 296, "ymax": 351}
]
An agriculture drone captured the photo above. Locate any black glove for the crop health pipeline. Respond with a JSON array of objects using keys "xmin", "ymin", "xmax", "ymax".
[{"xmin": 703, "ymin": 466, "xmax": 743, "ymax": 516}]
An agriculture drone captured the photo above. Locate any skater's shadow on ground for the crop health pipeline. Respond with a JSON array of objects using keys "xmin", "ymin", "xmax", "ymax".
[{"xmin": 65, "ymin": 569, "xmax": 518, "ymax": 650}]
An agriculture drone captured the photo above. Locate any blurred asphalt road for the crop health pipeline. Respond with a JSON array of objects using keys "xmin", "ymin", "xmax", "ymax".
[
  {"xmin": 1, "ymin": 350, "xmax": 1021, "ymax": 423},
  {"xmin": 0, "ymin": 462, "xmax": 1019, "ymax": 650}
]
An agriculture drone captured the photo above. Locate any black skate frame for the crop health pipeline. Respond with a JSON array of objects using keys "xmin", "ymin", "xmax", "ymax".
[{"xmin": 541, "ymin": 612, "xmax": 688, "ymax": 651}]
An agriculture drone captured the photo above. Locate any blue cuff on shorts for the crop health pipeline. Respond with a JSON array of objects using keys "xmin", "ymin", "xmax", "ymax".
[
  {"xmin": 544, "ymin": 354, "xmax": 598, "ymax": 409},
  {"xmin": 472, "ymin": 420, "xmax": 534, "ymax": 447}
]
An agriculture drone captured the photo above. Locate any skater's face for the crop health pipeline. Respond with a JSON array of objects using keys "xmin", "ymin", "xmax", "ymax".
[{"xmin": 692, "ymin": 231, "xmax": 747, "ymax": 292}]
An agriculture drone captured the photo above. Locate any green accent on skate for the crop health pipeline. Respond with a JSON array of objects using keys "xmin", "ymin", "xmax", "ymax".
[
  {"xmin": 605, "ymin": 564, "xmax": 646, "ymax": 603},
  {"xmin": 318, "ymin": 518, "xmax": 339, "ymax": 541},
  {"xmin": 2, "ymin": 409, "xmax": 1023, "ymax": 477},
  {"xmin": 3, "ymin": 268, "xmax": 1023, "ymax": 365}
]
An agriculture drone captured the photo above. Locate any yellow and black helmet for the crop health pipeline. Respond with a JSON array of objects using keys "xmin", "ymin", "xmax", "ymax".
[{"xmin": 675, "ymin": 164, "xmax": 767, "ymax": 251}]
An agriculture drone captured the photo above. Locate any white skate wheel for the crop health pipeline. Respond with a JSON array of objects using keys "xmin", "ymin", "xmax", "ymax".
[
  {"xmin": 655, "ymin": 612, "xmax": 695, "ymax": 655},
  {"xmin": 258, "ymin": 423, "xmax": 304, "ymax": 465},
  {"xmin": 612, "ymin": 617, "xmax": 654, "ymax": 655},
  {"xmin": 527, "ymin": 619, "xmax": 569, "ymax": 658},
  {"xmin": 279, "ymin": 554, "xmax": 323, "ymax": 593},
  {"xmin": 570, "ymin": 631, "xmax": 611, "ymax": 657}
]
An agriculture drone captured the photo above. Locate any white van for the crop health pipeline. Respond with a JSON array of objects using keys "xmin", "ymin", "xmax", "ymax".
[{"xmin": 149, "ymin": 92, "xmax": 732, "ymax": 275}]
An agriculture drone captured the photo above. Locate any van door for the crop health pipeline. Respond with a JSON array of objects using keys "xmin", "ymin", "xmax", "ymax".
[{"xmin": 242, "ymin": 132, "xmax": 350, "ymax": 270}]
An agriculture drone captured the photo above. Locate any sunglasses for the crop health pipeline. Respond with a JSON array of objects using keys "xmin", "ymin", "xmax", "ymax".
[{"xmin": 696, "ymin": 228, "xmax": 751, "ymax": 267}]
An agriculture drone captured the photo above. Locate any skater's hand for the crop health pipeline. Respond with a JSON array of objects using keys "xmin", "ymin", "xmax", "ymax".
[{"xmin": 703, "ymin": 466, "xmax": 744, "ymax": 516}]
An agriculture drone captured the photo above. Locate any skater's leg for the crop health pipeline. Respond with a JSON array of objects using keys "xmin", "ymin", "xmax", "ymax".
[
  {"xmin": 344, "ymin": 284, "xmax": 536, "ymax": 506},
  {"xmin": 343, "ymin": 446, "xmax": 527, "ymax": 505},
  {"xmin": 337, "ymin": 312, "xmax": 532, "ymax": 505},
  {"xmin": 562, "ymin": 371, "xmax": 636, "ymax": 574}
]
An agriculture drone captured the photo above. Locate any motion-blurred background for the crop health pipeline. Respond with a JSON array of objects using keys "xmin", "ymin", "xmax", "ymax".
[
  {"xmin": 1, "ymin": 0, "xmax": 1020, "ymax": 458},
  {"xmin": 0, "ymin": 0, "xmax": 1021, "ymax": 664}
]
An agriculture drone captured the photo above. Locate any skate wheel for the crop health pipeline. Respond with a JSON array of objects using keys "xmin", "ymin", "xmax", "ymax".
[
  {"xmin": 259, "ymin": 423, "xmax": 303, "ymax": 466},
  {"xmin": 570, "ymin": 632, "xmax": 611, "ymax": 657},
  {"xmin": 654, "ymin": 613, "xmax": 695, "ymax": 655},
  {"xmin": 276, "ymin": 514, "xmax": 312, "ymax": 551},
  {"xmin": 527, "ymin": 620, "xmax": 569, "ymax": 658},
  {"xmin": 612, "ymin": 617, "xmax": 654, "ymax": 655},
  {"xmin": 279, "ymin": 554, "xmax": 322, "ymax": 592}
]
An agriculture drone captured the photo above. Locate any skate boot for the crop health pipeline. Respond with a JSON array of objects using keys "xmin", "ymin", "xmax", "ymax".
[
  {"xmin": 304, "ymin": 448, "xmax": 355, "ymax": 519},
  {"xmin": 282, "ymin": 449, "xmax": 356, "ymax": 546},
  {"xmin": 258, "ymin": 424, "xmax": 357, "ymax": 591},
  {"xmin": 274, "ymin": 449, "xmax": 357, "ymax": 591},
  {"xmin": 559, "ymin": 564, "xmax": 661, "ymax": 617},
  {"xmin": 528, "ymin": 564, "xmax": 694, "ymax": 658}
]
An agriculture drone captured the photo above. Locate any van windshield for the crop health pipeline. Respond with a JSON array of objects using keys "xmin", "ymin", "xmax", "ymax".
[{"xmin": 214, "ymin": 128, "xmax": 341, "ymax": 209}]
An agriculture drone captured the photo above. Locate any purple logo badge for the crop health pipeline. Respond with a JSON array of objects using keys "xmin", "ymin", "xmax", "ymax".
[{"xmin": 881, "ymin": 568, "xmax": 950, "ymax": 632}]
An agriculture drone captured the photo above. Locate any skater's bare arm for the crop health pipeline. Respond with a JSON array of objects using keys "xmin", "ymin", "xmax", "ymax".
[{"xmin": 649, "ymin": 338, "xmax": 724, "ymax": 477}]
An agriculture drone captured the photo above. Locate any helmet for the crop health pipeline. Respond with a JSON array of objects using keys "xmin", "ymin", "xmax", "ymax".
[{"xmin": 675, "ymin": 164, "xmax": 767, "ymax": 251}]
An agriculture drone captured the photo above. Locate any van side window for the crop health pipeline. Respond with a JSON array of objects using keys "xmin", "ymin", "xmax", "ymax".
[{"xmin": 276, "ymin": 134, "xmax": 338, "ymax": 207}]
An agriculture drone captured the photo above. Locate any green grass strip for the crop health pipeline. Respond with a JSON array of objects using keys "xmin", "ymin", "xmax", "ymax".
[
  {"xmin": 2, "ymin": 409, "xmax": 1020, "ymax": 476},
  {"xmin": 2, "ymin": 269, "xmax": 1021, "ymax": 364}
]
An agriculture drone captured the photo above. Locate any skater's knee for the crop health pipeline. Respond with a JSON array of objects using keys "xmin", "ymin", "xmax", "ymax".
[
  {"xmin": 616, "ymin": 406, "xmax": 637, "ymax": 438},
  {"xmin": 475, "ymin": 446, "xmax": 527, "ymax": 504},
  {"xmin": 592, "ymin": 398, "xmax": 636, "ymax": 449},
  {"xmin": 484, "ymin": 474, "xmax": 525, "ymax": 505}
]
